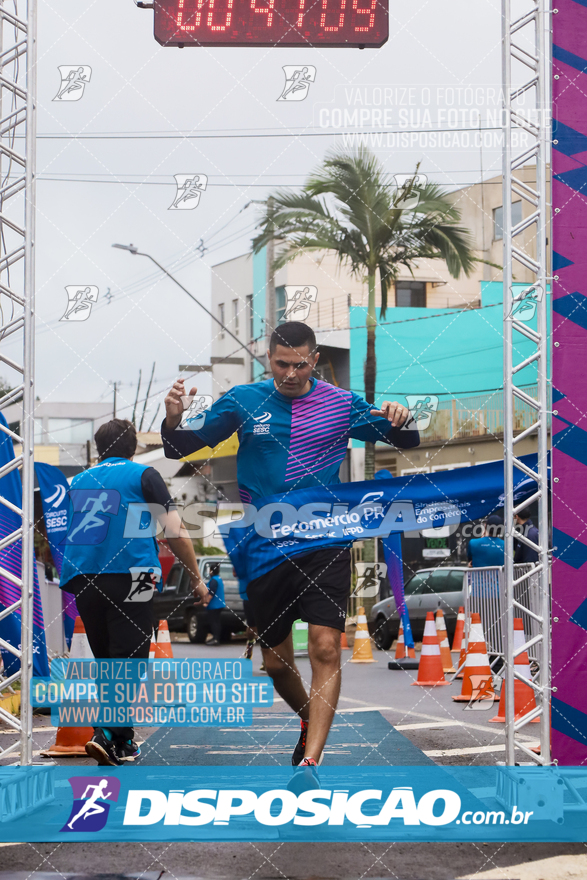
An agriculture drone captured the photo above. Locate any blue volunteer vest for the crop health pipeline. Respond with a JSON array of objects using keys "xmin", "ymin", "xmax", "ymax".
[
  {"xmin": 59, "ymin": 457, "xmax": 161, "ymax": 587},
  {"xmin": 207, "ymin": 576, "xmax": 225, "ymax": 610}
]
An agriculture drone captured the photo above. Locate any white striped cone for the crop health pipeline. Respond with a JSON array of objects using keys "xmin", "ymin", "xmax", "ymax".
[
  {"xmin": 69, "ymin": 616, "xmax": 93, "ymax": 659},
  {"xmin": 490, "ymin": 618, "xmax": 539, "ymax": 723},
  {"xmin": 412, "ymin": 612, "xmax": 449, "ymax": 686},
  {"xmin": 350, "ymin": 607, "xmax": 375, "ymax": 663},
  {"xmin": 451, "ymin": 607, "xmax": 465, "ymax": 653},
  {"xmin": 39, "ymin": 617, "xmax": 94, "ymax": 757},
  {"xmin": 435, "ymin": 609, "xmax": 456, "ymax": 673},
  {"xmin": 155, "ymin": 619, "xmax": 174, "ymax": 659},
  {"xmin": 394, "ymin": 623, "xmax": 406, "ymax": 660},
  {"xmin": 452, "ymin": 613, "xmax": 497, "ymax": 702}
]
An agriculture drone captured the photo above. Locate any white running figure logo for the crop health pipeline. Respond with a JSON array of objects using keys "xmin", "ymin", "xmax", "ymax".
[
  {"xmin": 67, "ymin": 492, "xmax": 111, "ymax": 542},
  {"xmin": 169, "ymin": 174, "xmax": 208, "ymax": 210},
  {"xmin": 53, "ymin": 66, "xmax": 92, "ymax": 102},
  {"xmin": 67, "ymin": 778, "xmax": 112, "ymax": 830},
  {"xmin": 277, "ymin": 66, "xmax": 316, "ymax": 102}
]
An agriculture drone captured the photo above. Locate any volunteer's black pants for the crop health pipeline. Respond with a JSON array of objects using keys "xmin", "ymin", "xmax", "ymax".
[
  {"xmin": 207, "ymin": 608, "xmax": 222, "ymax": 642},
  {"xmin": 67, "ymin": 573, "xmax": 152, "ymax": 743}
]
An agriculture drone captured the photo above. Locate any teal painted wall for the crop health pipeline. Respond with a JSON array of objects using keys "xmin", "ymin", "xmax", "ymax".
[
  {"xmin": 349, "ymin": 281, "xmax": 550, "ymax": 409},
  {"xmin": 252, "ymin": 248, "xmax": 267, "ymax": 381}
]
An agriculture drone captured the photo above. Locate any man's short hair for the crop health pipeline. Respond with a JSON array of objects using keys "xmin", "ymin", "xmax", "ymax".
[
  {"xmin": 269, "ymin": 321, "xmax": 317, "ymax": 355},
  {"xmin": 210, "ymin": 561, "xmax": 221, "ymax": 576},
  {"xmin": 95, "ymin": 419, "xmax": 137, "ymax": 461}
]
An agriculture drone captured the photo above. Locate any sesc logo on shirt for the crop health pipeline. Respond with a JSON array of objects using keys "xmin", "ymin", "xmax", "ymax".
[{"xmin": 253, "ymin": 412, "xmax": 272, "ymax": 435}]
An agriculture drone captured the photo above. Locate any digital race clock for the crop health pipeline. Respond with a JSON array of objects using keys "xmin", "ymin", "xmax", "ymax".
[{"xmin": 154, "ymin": 0, "xmax": 388, "ymax": 48}]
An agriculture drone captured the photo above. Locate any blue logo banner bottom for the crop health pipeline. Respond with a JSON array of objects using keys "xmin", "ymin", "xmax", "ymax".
[{"xmin": 1, "ymin": 766, "xmax": 585, "ymax": 842}]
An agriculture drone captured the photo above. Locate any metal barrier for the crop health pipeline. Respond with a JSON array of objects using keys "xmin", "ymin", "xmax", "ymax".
[{"xmin": 464, "ymin": 564, "xmax": 543, "ymax": 666}]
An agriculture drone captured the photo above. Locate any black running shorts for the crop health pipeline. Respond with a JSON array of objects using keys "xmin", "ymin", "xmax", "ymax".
[{"xmin": 246, "ymin": 548, "xmax": 351, "ymax": 649}]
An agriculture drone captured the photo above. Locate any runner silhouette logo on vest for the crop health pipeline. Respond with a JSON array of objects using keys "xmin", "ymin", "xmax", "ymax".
[
  {"xmin": 125, "ymin": 566, "xmax": 162, "ymax": 602},
  {"xmin": 65, "ymin": 489, "xmax": 121, "ymax": 545}
]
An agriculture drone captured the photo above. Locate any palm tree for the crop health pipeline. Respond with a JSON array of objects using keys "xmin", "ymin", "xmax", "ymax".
[{"xmin": 252, "ymin": 147, "xmax": 476, "ymax": 481}]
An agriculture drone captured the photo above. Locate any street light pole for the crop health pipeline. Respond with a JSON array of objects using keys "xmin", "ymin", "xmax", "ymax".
[{"xmin": 111, "ymin": 244, "xmax": 267, "ymax": 370}]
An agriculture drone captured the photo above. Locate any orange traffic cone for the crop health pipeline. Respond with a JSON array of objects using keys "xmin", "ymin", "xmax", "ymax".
[
  {"xmin": 489, "ymin": 618, "xmax": 539, "ymax": 723},
  {"xmin": 341, "ymin": 630, "xmax": 350, "ymax": 650},
  {"xmin": 452, "ymin": 613, "xmax": 497, "ymax": 703},
  {"xmin": 40, "ymin": 617, "xmax": 94, "ymax": 757},
  {"xmin": 394, "ymin": 622, "xmax": 416, "ymax": 660},
  {"xmin": 412, "ymin": 612, "xmax": 449, "ymax": 686},
  {"xmin": 349, "ymin": 607, "xmax": 375, "ymax": 663},
  {"xmin": 436, "ymin": 610, "xmax": 456, "ymax": 673},
  {"xmin": 452, "ymin": 607, "xmax": 465, "ymax": 653},
  {"xmin": 155, "ymin": 619, "xmax": 174, "ymax": 659}
]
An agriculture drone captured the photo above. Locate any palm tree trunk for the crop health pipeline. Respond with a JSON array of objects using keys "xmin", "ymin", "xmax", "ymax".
[
  {"xmin": 364, "ymin": 269, "xmax": 377, "ymax": 482},
  {"xmin": 363, "ymin": 270, "xmax": 377, "ymax": 570}
]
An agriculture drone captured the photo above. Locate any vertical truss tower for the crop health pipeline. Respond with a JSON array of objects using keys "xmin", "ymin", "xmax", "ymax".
[
  {"xmin": 502, "ymin": 0, "xmax": 551, "ymax": 764},
  {"xmin": 0, "ymin": 0, "xmax": 37, "ymax": 765}
]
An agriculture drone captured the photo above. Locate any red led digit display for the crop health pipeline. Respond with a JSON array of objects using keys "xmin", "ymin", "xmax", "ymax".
[{"xmin": 154, "ymin": 0, "xmax": 388, "ymax": 47}]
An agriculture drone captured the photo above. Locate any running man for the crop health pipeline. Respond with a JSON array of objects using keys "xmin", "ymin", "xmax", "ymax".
[
  {"xmin": 67, "ymin": 491, "xmax": 112, "ymax": 542},
  {"xmin": 67, "ymin": 779, "xmax": 112, "ymax": 830},
  {"xmin": 162, "ymin": 322, "xmax": 419, "ymax": 779}
]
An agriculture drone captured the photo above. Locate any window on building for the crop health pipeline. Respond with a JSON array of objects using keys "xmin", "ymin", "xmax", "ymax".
[
  {"xmin": 232, "ymin": 299, "xmax": 239, "ymax": 335},
  {"xmin": 47, "ymin": 418, "xmax": 93, "ymax": 445},
  {"xmin": 218, "ymin": 303, "xmax": 225, "ymax": 338},
  {"xmin": 275, "ymin": 286, "xmax": 286, "ymax": 325},
  {"xmin": 246, "ymin": 294, "xmax": 253, "ymax": 340},
  {"xmin": 493, "ymin": 201, "xmax": 522, "ymax": 240},
  {"xmin": 395, "ymin": 281, "xmax": 426, "ymax": 308}
]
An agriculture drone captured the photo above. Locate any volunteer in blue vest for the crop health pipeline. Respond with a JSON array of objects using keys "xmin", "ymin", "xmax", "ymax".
[
  {"xmin": 467, "ymin": 514, "xmax": 505, "ymax": 567},
  {"xmin": 161, "ymin": 321, "xmax": 419, "ymax": 782},
  {"xmin": 206, "ymin": 561, "xmax": 225, "ymax": 645},
  {"xmin": 60, "ymin": 418, "xmax": 208, "ymax": 767}
]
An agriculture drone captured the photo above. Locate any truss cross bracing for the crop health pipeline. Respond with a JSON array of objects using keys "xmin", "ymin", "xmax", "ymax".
[
  {"xmin": 501, "ymin": 0, "xmax": 551, "ymax": 765},
  {"xmin": 0, "ymin": 0, "xmax": 36, "ymax": 766}
]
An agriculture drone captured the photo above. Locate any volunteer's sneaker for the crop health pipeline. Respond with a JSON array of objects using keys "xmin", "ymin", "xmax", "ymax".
[
  {"xmin": 292, "ymin": 718, "xmax": 309, "ymax": 766},
  {"xmin": 287, "ymin": 758, "xmax": 321, "ymax": 795},
  {"xmin": 117, "ymin": 739, "xmax": 141, "ymax": 762},
  {"xmin": 244, "ymin": 639, "xmax": 255, "ymax": 660},
  {"xmin": 85, "ymin": 730, "xmax": 122, "ymax": 766}
]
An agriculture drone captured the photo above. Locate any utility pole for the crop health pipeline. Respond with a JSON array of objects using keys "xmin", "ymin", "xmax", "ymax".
[{"xmin": 111, "ymin": 381, "xmax": 119, "ymax": 418}]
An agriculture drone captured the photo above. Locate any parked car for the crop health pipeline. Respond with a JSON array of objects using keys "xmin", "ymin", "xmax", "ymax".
[
  {"xmin": 152, "ymin": 555, "xmax": 247, "ymax": 644},
  {"xmin": 368, "ymin": 566, "xmax": 468, "ymax": 650}
]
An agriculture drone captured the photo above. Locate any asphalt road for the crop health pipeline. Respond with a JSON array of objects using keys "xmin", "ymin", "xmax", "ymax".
[{"xmin": 0, "ymin": 635, "xmax": 584, "ymax": 879}]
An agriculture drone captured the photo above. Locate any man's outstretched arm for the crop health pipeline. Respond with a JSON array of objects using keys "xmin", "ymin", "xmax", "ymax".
[{"xmin": 161, "ymin": 379, "xmax": 238, "ymax": 460}]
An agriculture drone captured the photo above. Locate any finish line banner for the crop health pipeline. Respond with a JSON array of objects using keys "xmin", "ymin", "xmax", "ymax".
[
  {"xmin": 1, "ymin": 766, "xmax": 586, "ymax": 842},
  {"xmin": 220, "ymin": 454, "xmax": 542, "ymax": 585}
]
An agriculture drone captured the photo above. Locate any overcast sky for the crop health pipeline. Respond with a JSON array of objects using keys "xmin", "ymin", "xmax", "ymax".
[{"xmin": 2, "ymin": 0, "xmax": 512, "ymax": 425}]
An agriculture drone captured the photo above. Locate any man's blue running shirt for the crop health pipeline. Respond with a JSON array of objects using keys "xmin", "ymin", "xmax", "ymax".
[{"xmin": 162, "ymin": 377, "xmax": 419, "ymax": 503}]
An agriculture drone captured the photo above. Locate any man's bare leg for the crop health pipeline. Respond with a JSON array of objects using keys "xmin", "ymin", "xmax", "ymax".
[
  {"xmin": 261, "ymin": 632, "xmax": 310, "ymax": 721},
  {"xmin": 304, "ymin": 624, "xmax": 342, "ymax": 763}
]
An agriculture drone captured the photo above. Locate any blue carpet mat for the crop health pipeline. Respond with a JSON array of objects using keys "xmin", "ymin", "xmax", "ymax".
[{"xmin": 137, "ymin": 710, "xmax": 434, "ymax": 766}]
